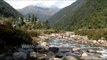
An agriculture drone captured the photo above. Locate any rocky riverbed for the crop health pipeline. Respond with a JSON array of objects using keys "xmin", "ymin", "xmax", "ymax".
[
  {"xmin": 37, "ymin": 32, "xmax": 107, "ymax": 60},
  {"xmin": 1, "ymin": 32, "xmax": 107, "ymax": 60}
]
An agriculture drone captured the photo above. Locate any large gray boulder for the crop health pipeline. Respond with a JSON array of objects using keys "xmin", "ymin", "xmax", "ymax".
[{"xmin": 13, "ymin": 52, "xmax": 27, "ymax": 60}]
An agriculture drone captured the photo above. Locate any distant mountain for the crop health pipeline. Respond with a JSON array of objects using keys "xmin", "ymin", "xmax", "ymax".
[
  {"xmin": 0, "ymin": 1, "xmax": 22, "ymax": 18},
  {"xmin": 17, "ymin": 5, "xmax": 59, "ymax": 21},
  {"xmin": 48, "ymin": 0, "xmax": 107, "ymax": 30}
]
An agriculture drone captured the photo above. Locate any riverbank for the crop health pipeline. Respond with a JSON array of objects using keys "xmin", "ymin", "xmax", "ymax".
[
  {"xmin": 1, "ymin": 32, "xmax": 107, "ymax": 60},
  {"xmin": 35, "ymin": 32, "xmax": 107, "ymax": 47}
]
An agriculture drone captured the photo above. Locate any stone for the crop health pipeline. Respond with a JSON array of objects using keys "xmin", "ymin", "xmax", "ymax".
[
  {"xmin": 53, "ymin": 58, "xmax": 62, "ymax": 60},
  {"xmin": 26, "ymin": 48, "xmax": 33, "ymax": 52},
  {"xmin": 37, "ymin": 54, "xmax": 47, "ymax": 60},
  {"xmin": 0, "ymin": 54, "xmax": 5, "ymax": 59},
  {"xmin": 18, "ymin": 48, "xmax": 25, "ymax": 52},
  {"xmin": 81, "ymin": 52, "xmax": 88, "ymax": 57},
  {"xmin": 62, "ymin": 56, "xmax": 77, "ymax": 60},
  {"xmin": 55, "ymin": 52, "xmax": 65, "ymax": 58},
  {"xmin": 13, "ymin": 52, "xmax": 27, "ymax": 60},
  {"xmin": 51, "ymin": 34, "xmax": 56, "ymax": 37},
  {"xmin": 48, "ymin": 47, "xmax": 59, "ymax": 53},
  {"xmin": 5, "ymin": 56, "xmax": 13, "ymax": 60},
  {"xmin": 92, "ymin": 40, "xmax": 98, "ymax": 44},
  {"xmin": 48, "ymin": 56, "xmax": 55, "ymax": 60},
  {"xmin": 30, "ymin": 51, "xmax": 37, "ymax": 58},
  {"xmin": 72, "ymin": 47, "xmax": 80, "ymax": 52},
  {"xmin": 47, "ymin": 51, "xmax": 55, "ymax": 57},
  {"xmin": 40, "ymin": 42, "xmax": 48, "ymax": 47},
  {"xmin": 80, "ymin": 56, "xmax": 101, "ymax": 60}
]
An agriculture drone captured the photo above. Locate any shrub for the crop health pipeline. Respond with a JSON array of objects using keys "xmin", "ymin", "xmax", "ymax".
[
  {"xmin": 0, "ymin": 22, "xmax": 32, "ymax": 47},
  {"xmin": 75, "ymin": 29, "xmax": 107, "ymax": 40}
]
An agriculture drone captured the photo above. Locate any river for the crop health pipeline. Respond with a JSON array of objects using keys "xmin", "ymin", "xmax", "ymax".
[{"xmin": 47, "ymin": 38, "xmax": 107, "ymax": 59}]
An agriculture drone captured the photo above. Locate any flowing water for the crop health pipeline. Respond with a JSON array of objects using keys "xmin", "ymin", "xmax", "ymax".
[{"xmin": 47, "ymin": 38, "xmax": 107, "ymax": 59}]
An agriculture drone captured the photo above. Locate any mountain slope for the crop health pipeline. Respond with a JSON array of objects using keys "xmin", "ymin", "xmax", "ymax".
[
  {"xmin": 17, "ymin": 6, "xmax": 59, "ymax": 21},
  {"xmin": 48, "ymin": 0, "xmax": 107, "ymax": 30},
  {"xmin": 0, "ymin": 1, "xmax": 22, "ymax": 18}
]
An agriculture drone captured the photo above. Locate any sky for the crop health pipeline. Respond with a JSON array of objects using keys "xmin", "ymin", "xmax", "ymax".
[{"xmin": 5, "ymin": 0, "xmax": 76, "ymax": 9}]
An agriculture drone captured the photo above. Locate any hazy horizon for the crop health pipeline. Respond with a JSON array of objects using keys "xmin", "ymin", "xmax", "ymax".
[{"xmin": 5, "ymin": 0, "xmax": 76, "ymax": 9}]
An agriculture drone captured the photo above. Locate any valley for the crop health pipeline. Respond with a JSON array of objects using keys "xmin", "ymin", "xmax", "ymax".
[{"xmin": 0, "ymin": 0, "xmax": 107, "ymax": 60}]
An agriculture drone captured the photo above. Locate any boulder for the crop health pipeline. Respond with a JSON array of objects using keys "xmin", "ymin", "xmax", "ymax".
[
  {"xmin": 0, "ymin": 54, "xmax": 5, "ymax": 60},
  {"xmin": 62, "ymin": 56, "xmax": 77, "ymax": 60},
  {"xmin": 18, "ymin": 48, "xmax": 33, "ymax": 55},
  {"xmin": 5, "ymin": 56, "xmax": 13, "ymax": 60},
  {"xmin": 13, "ymin": 52, "xmax": 27, "ymax": 60}
]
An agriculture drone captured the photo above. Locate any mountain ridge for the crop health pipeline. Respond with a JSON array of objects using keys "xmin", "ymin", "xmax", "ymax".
[
  {"xmin": 0, "ymin": 1, "xmax": 22, "ymax": 18},
  {"xmin": 48, "ymin": 0, "xmax": 107, "ymax": 30},
  {"xmin": 17, "ymin": 5, "xmax": 59, "ymax": 21}
]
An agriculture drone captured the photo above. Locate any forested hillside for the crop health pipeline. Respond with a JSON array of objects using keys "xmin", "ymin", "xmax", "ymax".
[
  {"xmin": 48, "ymin": 0, "xmax": 107, "ymax": 31},
  {"xmin": 0, "ymin": 1, "xmax": 22, "ymax": 18}
]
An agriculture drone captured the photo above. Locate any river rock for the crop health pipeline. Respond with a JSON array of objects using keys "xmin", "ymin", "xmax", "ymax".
[
  {"xmin": 98, "ymin": 40, "xmax": 105, "ymax": 44},
  {"xmin": 5, "ymin": 56, "xmax": 13, "ymax": 60},
  {"xmin": 37, "ymin": 54, "xmax": 47, "ymax": 60},
  {"xmin": 53, "ymin": 58, "xmax": 62, "ymax": 60},
  {"xmin": 48, "ymin": 47, "xmax": 59, "ymax": 53},
  {"xmin": 55, "ymin": 52, "xmax": 65, "ymax": 58},
  {"xmin": 92, "ymin": 40, "xmax": 98, "ymax": 44},
  {"xmin": 18, "ymin": 48, "xmax": 25, "ymax": 52},
  {"xmin": 40, "ymin": 42, "xmax": 48, "ymax": 47},
  {"xmin": 62, "ymin": 56, "xmax": 77, "ymax": 60},
  {"xmin": 81, "ymin": 52, "xmax": 88, "ymax": 57},
  {"xmin": 0, "ymin": 54, "xmax": 5, "ymax": 60},
  {"xmin": 30, "ymin": 51, "xmax": 37, "ymax": 58},
  {"xmin": 47, "ymin": 51, "xmax": 55, "ymax": 57},
  {"xmin": 80, "ymin": 56, "xmax": 101, "ymax": 60},
  {"xmin": 13, "ymin": 52, "xmax": 27, "ymax": 60},
  {"xmin": 72, "ymin": 47, "xmax": 80, "ymax": 52},
  {"xmin": 26, "ymin": 48, "xmax": 33, "ymax": 52}
]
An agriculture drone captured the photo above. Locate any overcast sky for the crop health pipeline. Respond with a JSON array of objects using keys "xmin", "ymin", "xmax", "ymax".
[{"xmin": 5, "ymin": 0, "xmax": 76, "ymax": 9}]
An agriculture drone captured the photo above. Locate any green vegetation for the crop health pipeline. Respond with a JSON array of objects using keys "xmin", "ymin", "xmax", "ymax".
[
  {"xmin": 28, "ymin": 29, "xmax": 59, "ymax": 37},
  {"xmin": 47, "ymin": 0, "xmax": 107, "ymax": 40},
  {"xmin": 0, "ymin": 1, "xmax": 22, "ymax": 18},
  {"xmin": 0, "ymin": 21, "xmax": 32, "ymax": 53},
  {"xmin": 48, "ymin": 0, "xmax": 107, "ymax": 31},
  {"xmin": 0, "ymin": 0, "xmax": 60, "ymax": 54},
  {"xmin": 10, "ymin": 15, "xmax": 59, "ymax": 37},
  {"xmin": 75, "ymin": 29, "xmax": 107, "ymax": 40}
]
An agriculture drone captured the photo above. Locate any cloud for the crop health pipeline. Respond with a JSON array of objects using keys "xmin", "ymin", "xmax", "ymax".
[{"xmin": 5, "ymin": 0, "xmax": 76, "ymax": 9}]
